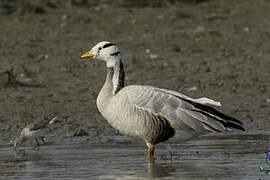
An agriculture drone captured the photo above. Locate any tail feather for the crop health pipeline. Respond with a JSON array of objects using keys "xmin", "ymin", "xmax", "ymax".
[
  {"xmin": 190, "ymin": 102, "xmax": 245, "ymax": 131},
  {"xmin": 156, "ymin": 89, "xmax": 245, "ymax": 131},
  {"xmin": 195, "ymin": 97, "xmax": 222, "ymax": 107}
]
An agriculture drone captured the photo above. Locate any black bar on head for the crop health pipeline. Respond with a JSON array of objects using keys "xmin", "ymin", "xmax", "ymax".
[{"xmin": 103, "ymin": 43, "xmax": 114, "ymax": 49}]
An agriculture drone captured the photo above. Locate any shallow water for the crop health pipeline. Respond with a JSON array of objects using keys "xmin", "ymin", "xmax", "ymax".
[{"xmin": 1, "ymin": 132, "xmax": 270, "ymax": 180}]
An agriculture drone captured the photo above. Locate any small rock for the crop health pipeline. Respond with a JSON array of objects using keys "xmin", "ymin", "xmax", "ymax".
[
  {"xmin": 145, "ymin": 49, "xmax": 158, "ymax": 59},
  {"xmin": 157, "ymin": 15, "xmax": 164, "ymax": 20},
  {"xmin": 35, "ymin": 54, "xmax": 49, "ymax": 62},
  {"xmin": 243, "ymin": 27, "xmax": 250, "ymax": 32},
  {"xmin": 60, "ymin": 22, "xmax": 66, "ymax": 28},
  {"xmin": 61, "ymin": 14, "xmax": 67, "ymax": 21},
  {"xmin": 94, "ymin": 6, "xmax": 101, "ymax": 11},
  {"xmin": 150, "ymin": 54, "xmax": 158, "ymax": 59},
  {"xmin": 131, "ymin": 19, "xmax": 137, "ymax": 25},
  {"xmin": 194, "ymin": 25, "xmax": 205, "ymax": 34},
  {"xmin": 186, "ymin": 86, "xmax": 198, "ymax": 92},
  {"xmin": 117, "ymin": 18, "xmax": 123, "ymax": 24}
]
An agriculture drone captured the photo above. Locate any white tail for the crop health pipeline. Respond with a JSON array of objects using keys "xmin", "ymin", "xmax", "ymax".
[{"xmin": 195, "ymin": 97, "xmax": 222, "ymax": 107}]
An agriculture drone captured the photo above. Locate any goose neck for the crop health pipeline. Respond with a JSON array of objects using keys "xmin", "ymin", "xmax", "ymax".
[{"xmin": 111, "ymin": 60, "xmax": 125, "ymax": 95}]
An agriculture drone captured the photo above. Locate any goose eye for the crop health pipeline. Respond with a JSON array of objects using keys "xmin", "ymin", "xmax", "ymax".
[{"xmin": 98, "ymin": 47, "xmax": 102, "ymax": 51}]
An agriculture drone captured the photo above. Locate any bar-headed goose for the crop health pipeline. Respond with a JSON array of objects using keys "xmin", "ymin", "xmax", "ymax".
[{"xmin": 81, "ymin": 41, "xmax": 245, "ymax": 159}]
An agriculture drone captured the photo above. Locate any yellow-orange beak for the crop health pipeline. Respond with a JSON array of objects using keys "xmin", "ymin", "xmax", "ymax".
[{"xmin": 80, "ymin": 50, "xmax": 94, "ymax": 60}]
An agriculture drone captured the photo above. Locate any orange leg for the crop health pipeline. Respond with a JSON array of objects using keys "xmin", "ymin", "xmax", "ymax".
[
  {"xmin": 147, "ymin": 146, "xmax": 155, "ymax": 158},
  {"xmin": 147, "ymin": 146, "xmax": 155, "ymax": 163},
  {"xmin": 146, "ymin": 142, "xmax": 155, "ymax": 161}
]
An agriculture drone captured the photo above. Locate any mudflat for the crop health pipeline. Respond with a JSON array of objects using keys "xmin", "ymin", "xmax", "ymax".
[{"xmin": 0, "ymin": 0, "xmax": 269, "ymax": 142}]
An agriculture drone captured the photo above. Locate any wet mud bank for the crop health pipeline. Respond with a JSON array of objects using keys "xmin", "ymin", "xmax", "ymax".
[{"xmin": 0, "ymin": 0, "xmax": 269, "ymax": 143}]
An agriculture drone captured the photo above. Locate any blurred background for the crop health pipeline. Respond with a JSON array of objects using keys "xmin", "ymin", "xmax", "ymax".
[{"xmin": 0, "ymin": 0, "xmax": 269, "ymax": 142}]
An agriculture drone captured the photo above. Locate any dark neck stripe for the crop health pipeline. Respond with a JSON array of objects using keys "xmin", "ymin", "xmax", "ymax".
[
  {"xmin": 103, "ymin": 43, "xmax": 114, "ymax": 49},
  {"xmin": 112, "ymin": 60, "xmax": 125, "ymax": 94}
]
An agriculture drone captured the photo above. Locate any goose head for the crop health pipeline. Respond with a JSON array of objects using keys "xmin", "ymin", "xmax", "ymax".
[{"xmin": 81, "ymin": 41, "xmax": 121, "ymax": 68}]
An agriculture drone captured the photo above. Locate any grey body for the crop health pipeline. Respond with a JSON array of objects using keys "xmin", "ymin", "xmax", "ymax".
[
  {"xmin": 81, "ymin": 41, "xmax": 244, "ymax": 152},
  {"xmin": 97, "ymin": 68, "xmax": 244, "ymax": 146}
]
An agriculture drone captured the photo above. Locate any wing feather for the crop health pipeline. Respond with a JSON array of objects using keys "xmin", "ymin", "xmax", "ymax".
[{"xmin": 121, "ymin": 85, "xmax": 244, "ymax": 133}]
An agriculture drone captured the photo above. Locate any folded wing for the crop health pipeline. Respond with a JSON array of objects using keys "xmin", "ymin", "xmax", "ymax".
[{"xmin": 124, "ymin": 85, "xmax": 244, "ymax": 134}]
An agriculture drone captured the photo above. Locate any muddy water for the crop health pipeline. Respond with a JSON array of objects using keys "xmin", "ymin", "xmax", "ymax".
[{"xmin": 0, "ymin": 131, "xmax": 270, "ymax": 180}]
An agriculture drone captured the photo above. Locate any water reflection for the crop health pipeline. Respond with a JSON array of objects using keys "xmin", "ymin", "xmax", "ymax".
[
  {"xmin": 0, "ymin": 132, "xmax": 269, "ymax": 179},
  {"xmin": 147, "ymin": 161, "xmax": 176, "ymax": 178}
]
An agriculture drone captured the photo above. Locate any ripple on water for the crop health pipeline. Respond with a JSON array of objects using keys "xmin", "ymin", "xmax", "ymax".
[{"xmin": 0, "ymin": 132, "xmax": 270, "ymax": 179}]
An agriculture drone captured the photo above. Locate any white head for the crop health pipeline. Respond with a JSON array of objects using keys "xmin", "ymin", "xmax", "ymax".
[{"xmin": 81, "ymin": 41, "xmax": 121, "ymax": 68}]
